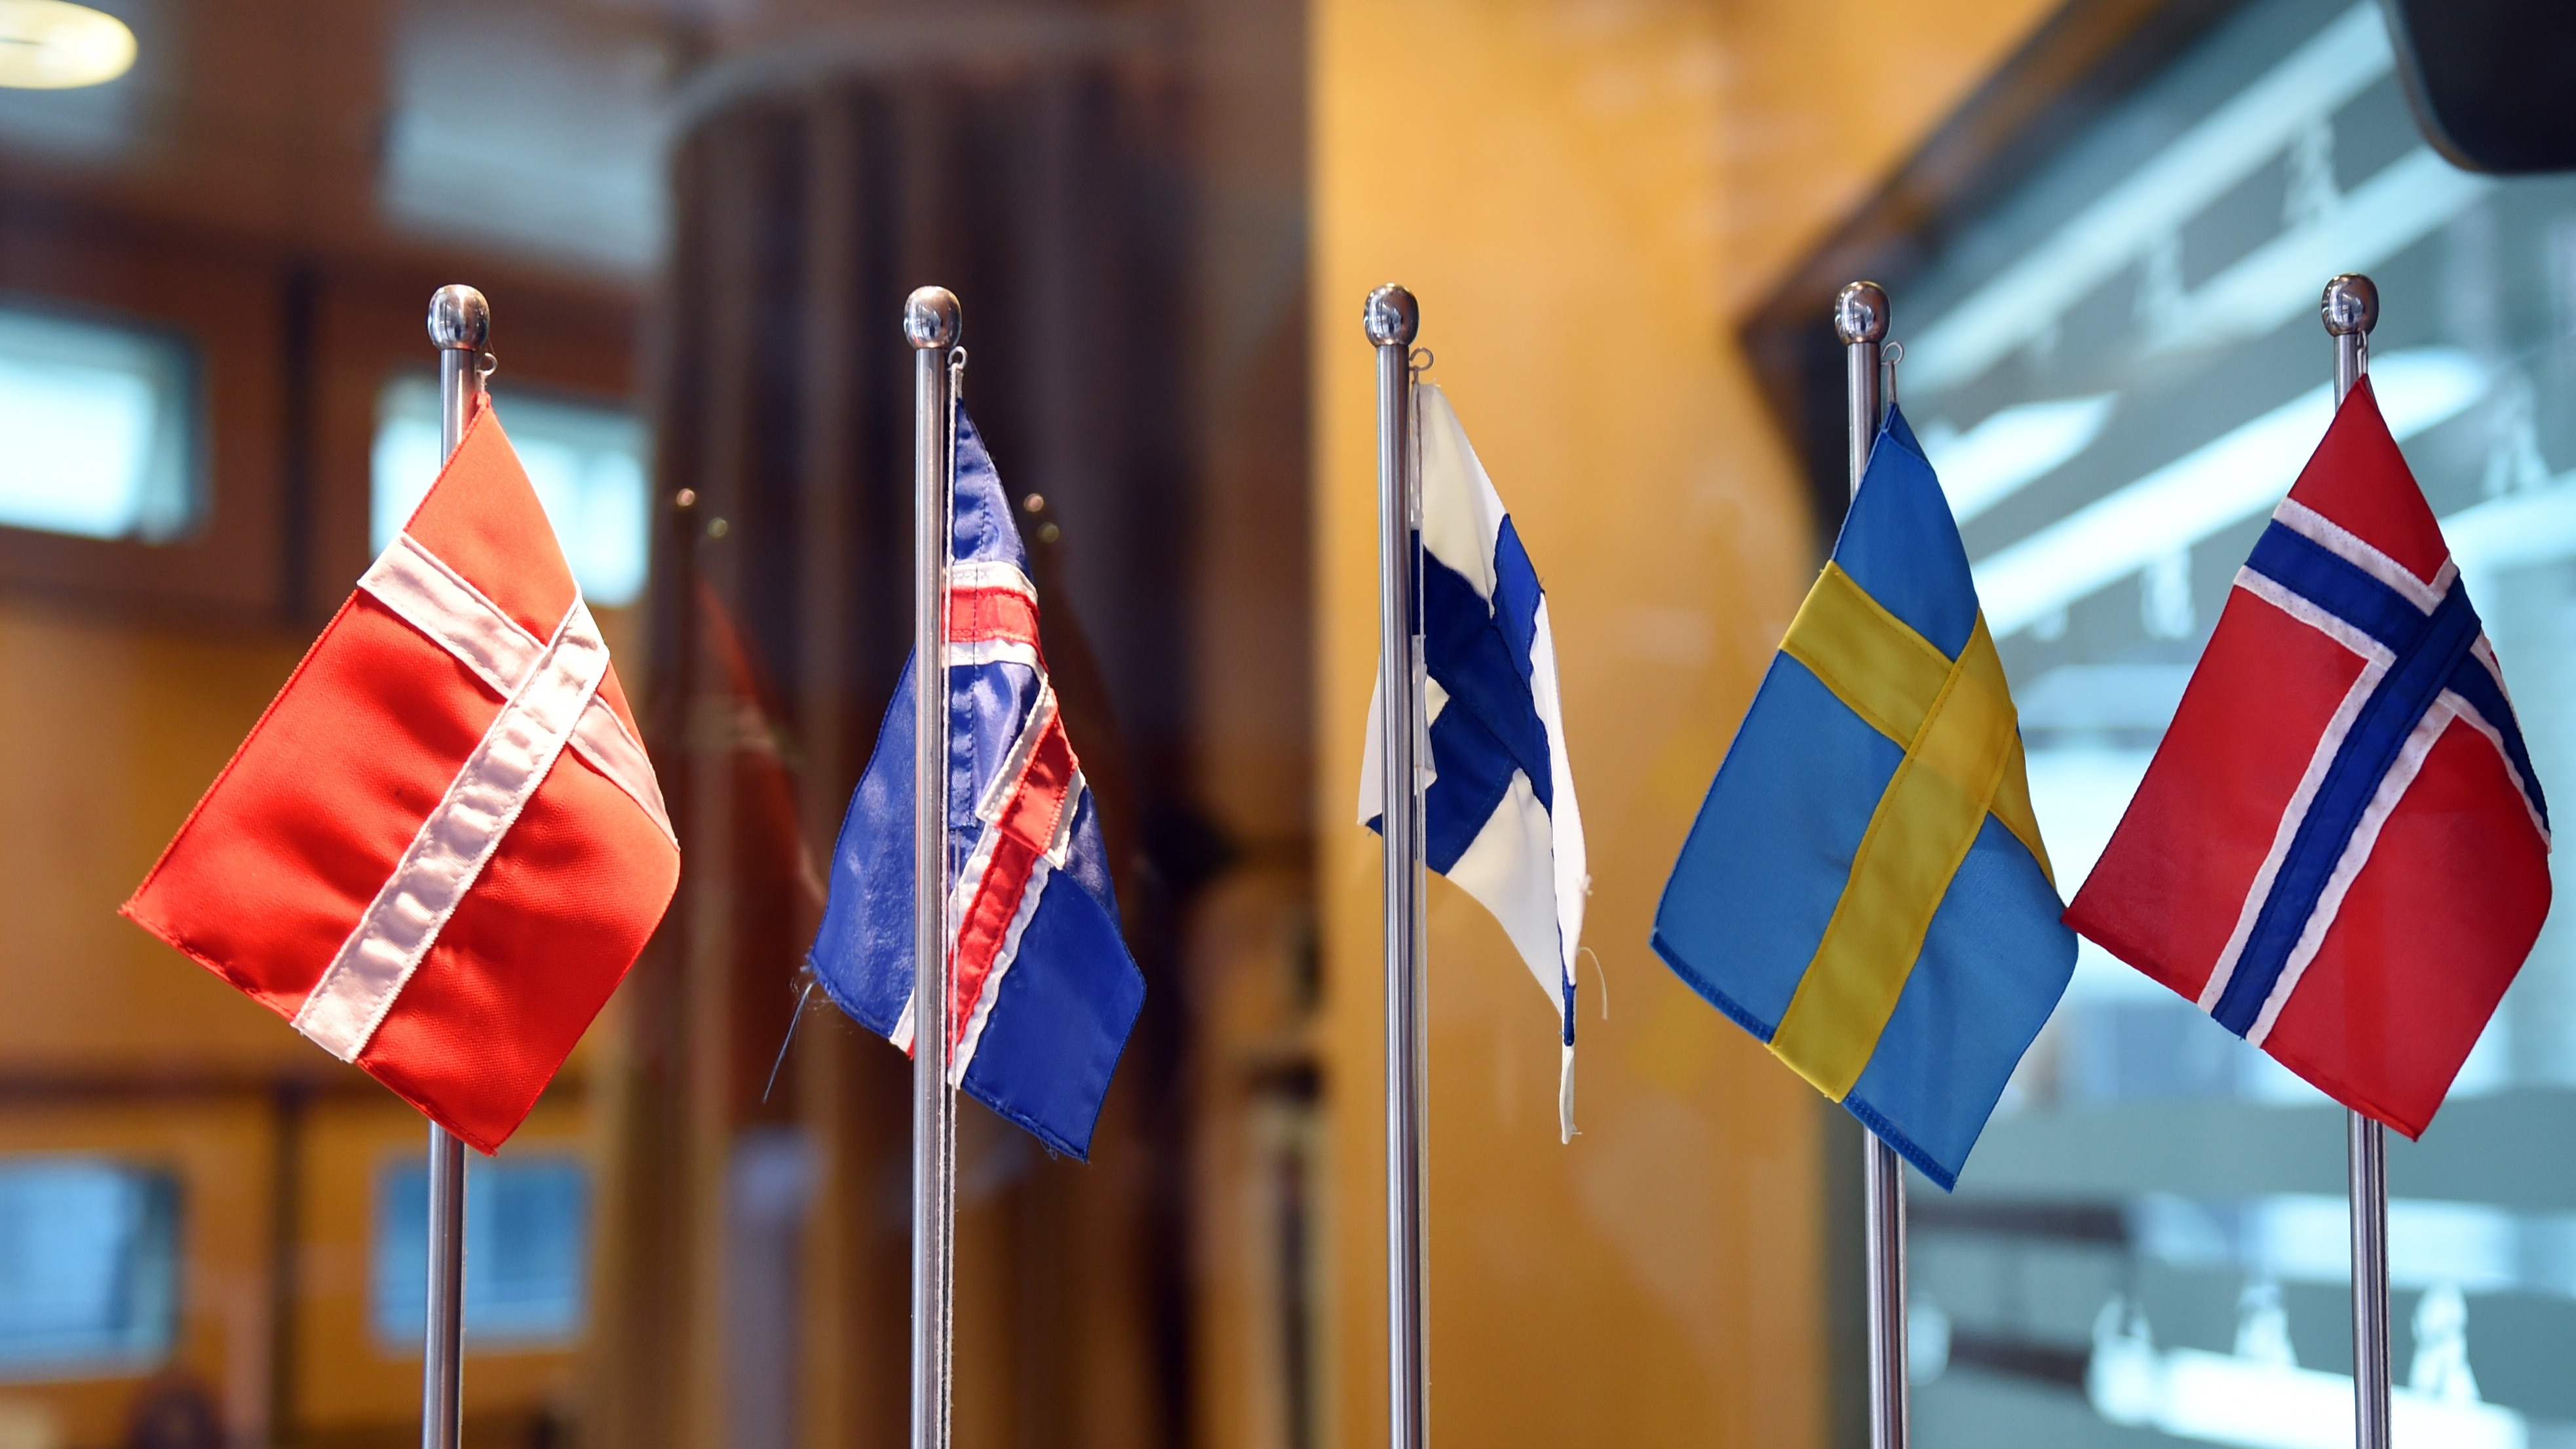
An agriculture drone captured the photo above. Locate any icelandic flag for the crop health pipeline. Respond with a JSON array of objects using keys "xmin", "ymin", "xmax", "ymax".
[
  {"xmin": 2067, "ymin": 379, "xmax": 2550, "ymax": 1137},
  {"xmin": 807, "ymin": 409, "xmax": 1145, "ymax": 1160},
  {"xmin": 1359, "ymin": 382, "xmax": 1587, "ymax": 1141},
  {"xmin": 1651, "ymin": 406, "xmax": 2075, "ymax": 1190}
]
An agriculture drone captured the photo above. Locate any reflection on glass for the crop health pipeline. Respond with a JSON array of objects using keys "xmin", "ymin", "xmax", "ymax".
[
  {"xmin": 1920, "ymin": 393, "xmax": 2118, "ymax": 523},
  {"xmin": 373, "ymin": 1156, "xmax": 589, "ymax": 1348},
  {"xmin": 372, "ymin": 376, "xmax": 651, "ymax": 608},
  {"xmin": 1886, "ymin": 0, "xmax": 2576, "ymax": 1440},
  {"xmin": 0, "ymin": 305, "xmax": 195, "ymax": 542},
  {"xmin": 0, "ymin": 1158, "xmax": 180, "ymax": 1378}
]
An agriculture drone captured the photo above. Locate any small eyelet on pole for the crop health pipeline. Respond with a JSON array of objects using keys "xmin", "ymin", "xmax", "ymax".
[
  {"xmin": 476, "ymin": 351, "xmax": 499, "ymax": 380},
  {"xmin": 1879, "ymin": 340, "xmax": 1902, "ymax": 411},
  {"xmin": 1408, "ymin": 346, "xmax": 1434, "ymax": 380}
]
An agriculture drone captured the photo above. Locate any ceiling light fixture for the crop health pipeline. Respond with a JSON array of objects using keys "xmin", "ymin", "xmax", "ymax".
[{"xmin": 0, "ymin": 0, "xmax": 135, "ymax": 90}]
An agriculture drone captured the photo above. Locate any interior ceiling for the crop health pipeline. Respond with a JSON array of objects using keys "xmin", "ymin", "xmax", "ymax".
[{"xmin": 0, "ymin": 0, "xmax": 1176, "ymax": 286}]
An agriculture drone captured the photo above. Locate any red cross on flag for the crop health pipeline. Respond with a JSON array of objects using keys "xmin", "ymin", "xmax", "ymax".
[{"xmin": 125, "ymin": 400, "xmax": 679, "ymax": 1153}]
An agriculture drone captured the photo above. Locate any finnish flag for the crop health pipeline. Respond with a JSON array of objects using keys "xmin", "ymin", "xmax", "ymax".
[{"xmin": 1360, "ymin": 381, "xmax": 1588, "ymax": 1140}]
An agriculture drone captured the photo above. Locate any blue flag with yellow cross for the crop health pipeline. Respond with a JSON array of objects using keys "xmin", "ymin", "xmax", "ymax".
[{"xmin": 1651, "ymin": 406, "xmax": 2075, "ymax": 1190}]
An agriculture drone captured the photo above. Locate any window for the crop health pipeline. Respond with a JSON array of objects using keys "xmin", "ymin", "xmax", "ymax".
[
  {"xmin": 371, "ymin": 376, "xmax": 651, "ymax": 607},
  {"xmin": 0, "ymin": 1159, "xmax": 180, "ymax": 1379},
  {"xmin": 372, "ymin": 1157, "xmax": 589, "ymax": 1349},
  {"xmin": 1862, "ymin": 0, "xmax": 2576, "ymax": 1442},
  {"xmin": 0, "ymin": 305, "xmax": 196, "ymax": 543}
]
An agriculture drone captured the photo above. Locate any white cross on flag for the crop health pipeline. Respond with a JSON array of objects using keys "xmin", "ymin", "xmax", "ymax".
[{"xmin": 125, "ymin": 400, "xmax": 679, "ymax": 1152}]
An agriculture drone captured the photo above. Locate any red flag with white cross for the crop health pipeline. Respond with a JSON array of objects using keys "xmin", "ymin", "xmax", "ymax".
[{"xmin": 124, "ymin": 399, "xmax": 678, "ymax": 1152}]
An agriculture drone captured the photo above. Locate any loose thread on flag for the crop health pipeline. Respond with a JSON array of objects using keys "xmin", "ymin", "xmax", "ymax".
[{"xmin": 761, "ymin": 978, "xmax": 818, "ymax": 1105}]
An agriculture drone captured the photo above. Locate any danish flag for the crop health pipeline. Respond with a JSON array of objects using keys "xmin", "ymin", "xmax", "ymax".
[
  {"xmin": 125, "ymin": 400, "xmax": 678, "ymax": 1153},
  {"xmin": 2067, "ymin": 378, "xmax": 2550, "ymax": 1136},
  {"xmin": 807, "ymin": 410, "xmax": 1142, "ymax": 1159}
]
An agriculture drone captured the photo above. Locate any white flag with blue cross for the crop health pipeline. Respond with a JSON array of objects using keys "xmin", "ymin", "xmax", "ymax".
[{"xmin": 1360, "ymin": 381, "xmax": 1588, "ymax": 1141}]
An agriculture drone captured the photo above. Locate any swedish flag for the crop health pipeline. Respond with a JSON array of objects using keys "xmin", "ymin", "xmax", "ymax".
[{"xmin": 1652, "ymin": 408, "xmax": 2075, "ymax": 1189}]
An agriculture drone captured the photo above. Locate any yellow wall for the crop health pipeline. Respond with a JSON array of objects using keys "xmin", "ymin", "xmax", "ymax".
[
  {"xmin": 1720, "ymin": 0, "xmax": 2069, "ymax": 313},
  {"xmin": 0, "ymin": 600, "xmax": 310, "ymax": 1073},
  {"xmin": 1308, "ymin": 0, "xmax": 2057, "ymax": 1444}
]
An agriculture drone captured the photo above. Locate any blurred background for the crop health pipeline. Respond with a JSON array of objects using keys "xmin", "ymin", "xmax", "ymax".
[{"xmin": 3, "ymin": 0, "xmax": 2573, "ymax": 1446}]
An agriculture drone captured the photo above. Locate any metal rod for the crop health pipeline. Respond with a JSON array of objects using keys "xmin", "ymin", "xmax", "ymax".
[
  {"xmin": 1364, "ymin": 283, "xmax": 1427, "ymax": 1449},
  {"xmin": 904, "ymin": 285, "xmax": 962, "ymax": 1449},
  {"xmin": 2323, "ymin": 271, "xmax": 2390, "ymax": 1449},
  {"xmin": 1834, "ymin": 280, "xmax": 1908, "ymax": 1449},
  {"xmin": 421, "ymin": 283, "xmax": 488, "ymax": 1449}
]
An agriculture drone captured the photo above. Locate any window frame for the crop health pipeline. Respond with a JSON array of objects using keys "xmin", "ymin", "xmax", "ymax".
[
  {"xmin": 307, "ymin": 274, "xmax": 640, "ymax": 616},
  {"xmin": 0, "ymin": 210, "xmax": 289, "ymax": 619}
]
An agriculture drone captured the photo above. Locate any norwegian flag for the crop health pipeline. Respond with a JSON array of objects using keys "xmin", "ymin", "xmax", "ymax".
[
  {"xmin": 807, "ymin": 410, "xmax": 1143, "ymax": 1159},
  {"xmin": 124, "ymin": 400, "xmax": 679, "ymax": 1153},
  {"xmin": 2067, "ymin": 378, "xmax": 2551, "ymax": 1136}
]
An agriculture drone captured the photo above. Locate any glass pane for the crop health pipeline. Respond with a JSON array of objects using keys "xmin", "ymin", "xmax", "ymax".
[
  {"xmin": 1894, "ymin": 0, "xmax": 2576, "ymax": 1440},
  {"xmin": 372, "ymin": 376, "xmax": 651, "ymax": 606},
  {"xmin": 372, "ymin": 1156, "xmax": 590, "ymax": 1349},
  {"xmin": 0, "ymin": 1159, "xmax": 181, "ymax": 1379},
  {"xmin": 0, "ymin": 305, "xmax": 196, "ymax": 543}
]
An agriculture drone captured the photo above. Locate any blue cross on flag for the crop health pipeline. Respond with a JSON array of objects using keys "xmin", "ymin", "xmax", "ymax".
[{"xmin": 1360, "ymin": 381, "xmax": 1588, "ymax": 1140}]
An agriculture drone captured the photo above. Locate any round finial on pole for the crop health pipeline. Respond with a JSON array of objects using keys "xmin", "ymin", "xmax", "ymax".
[
  {"xmin": 1834, "ymin": 282, "xmax": 1889, "ymax": 345},
  {"xmin": 905, "ymin": 286, "xmax": 962, "ymax": 350},
  {"xmin": 2322, "ymin": 274, "xmax": 2379, "ymax": 337},
  {"xmin": 427, "ymin": 286, "xmax": 490, "ymax": 351},
  {"xmin": 1363, "ymin": 284, "xmax": 1419, "ymax": 348}
]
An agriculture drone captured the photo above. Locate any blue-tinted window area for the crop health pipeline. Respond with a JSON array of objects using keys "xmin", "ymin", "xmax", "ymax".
[
  {"xmin": 371, "ymin": 376, "xmax": 649, "ymax": 606},
  {"xmin": 1889, "ymin": 0, "xmax": 2576, "ymax": 1442},
  {"xmin": 373, "ymin": 1157, "xmax": 589, "ymax": 1349},
  {"xmin": 0, "ymin": 305, "xmax": 196, "ymax": 543},
  {"xmin": 0, "ymin": 1159, "xmax": 180, "ymax": 1380}
]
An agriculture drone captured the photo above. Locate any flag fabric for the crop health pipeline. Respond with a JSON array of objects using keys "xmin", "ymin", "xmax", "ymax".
[
  {"xmin": 1652, "ymin": 406, "xmax": 2074, "ymax": 1190},
  {"xmin": 125, "ymin": 399, "xmax": 678, "ymax": 1153},
  {"xmin": 2066, "ymin": 379, "xmax": 2550, "ymax": 1136},
  {"xmin": 1359, "ymin": 381, "xmax": 1588, "ymax": 1141},
  {"xmin": 807, "ymin": 409, "xmax": 1144, "ymax": 1160}
]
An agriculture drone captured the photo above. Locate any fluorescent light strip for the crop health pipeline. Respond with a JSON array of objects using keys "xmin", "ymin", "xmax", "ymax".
[
  {"xmin": 1972, "ymin": 349, "xmax": 2487, "ymax": 637},
  {"xmin": 1904, "ymin": 3, "xmax": 2391, "ymax": 396},
  {"xmin": 2092, "ymin": 1345, "xmax": 2528, "ymax": 1449},
  {"xmin": 1921, "ymin": 393, "xmax": 2118, "ymax": 522},
  {"xmin": 2446, "ymin": 469, "xmax": 2576, "ymax": 603},
  {"xmin": 2143, "ymin": 147, "xmax": 2495, "ymax": 356}
]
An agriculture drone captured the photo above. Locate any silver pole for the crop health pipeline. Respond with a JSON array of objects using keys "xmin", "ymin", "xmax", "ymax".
[
  {"xmin": 1834, "ymin": 280, "xmax": 1908, "ymax": 1449},
  {"xmin": 1364, "ymin": 282, "xmax": 1428, "ymax": 1449},
  {"xmin": 2323, "ymin": 271, "xmax": 2391, "ymax": 1449},
  {"xmin": 421, "ymin": 284, "xmax": 488, "ymax": 1449},
  {"xmin": 904, "ymin": 284, "xmax": 962, "ymax": 1449}
]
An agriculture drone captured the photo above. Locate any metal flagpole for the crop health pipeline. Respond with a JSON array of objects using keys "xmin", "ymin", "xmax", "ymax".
[
  {"xmin": 421, "ymin": 284, "xmax": 488, "ymax": 1449},
  {"xmin": 2322, "ymin": 271, "xmax": 2392, "ymax": 1449},
  {"xmin": 1364, "ymin": 282, "xmax": 1429, "ymax": 1449},
  {"xmin": 904, "ymin": 284, "xmax": 963, "ymax": 1449},
  {"xmin": 1834, "ymin": 280, "xmax": 1909, "ymax": 1449}
]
